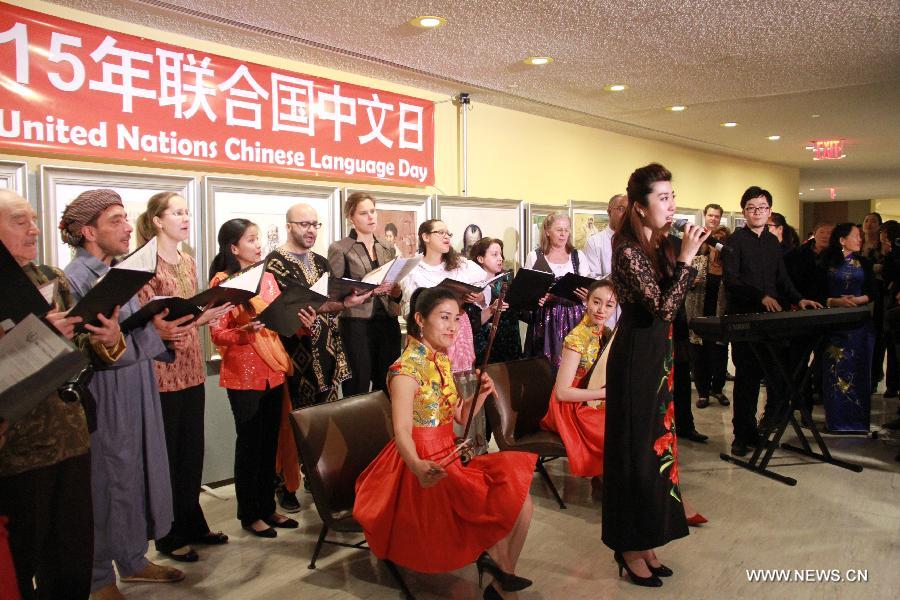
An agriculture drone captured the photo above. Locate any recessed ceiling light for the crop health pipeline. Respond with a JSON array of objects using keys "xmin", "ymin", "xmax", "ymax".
[
  {"xmin": 799, "ymin": 192, "xmax": 804, "ymax": 196},
  {"xmin": 811, "ymin": 114, "xmax": 821, "ymax": 118},
  {"xmin": 767, "ymin": 135, "xmax": 781, "ymax": 141},
  {"xmin": 809, "ymin": 188, "xmax": 815, "ymax": 191},
  {"xmin": 721, "ymin": 122, "xmax": 738, "ymax": 127},
  {"xmin": 805, "ymin": 145, "xmax": 815, "ymax": 150},
  {"xmin": 409, "ymin": 15, "xmax": 445, "ymax": 28},
  {"xmin": 604, "ymin": 84, "xmax": 628, "ymax": 92},
  {"xmin": 667, "ymin": 105, "xmax": 686, "ymax": 112},
  {"xmin": 523, "ymin": 56, "xmax": 553, "ymax": 66}
]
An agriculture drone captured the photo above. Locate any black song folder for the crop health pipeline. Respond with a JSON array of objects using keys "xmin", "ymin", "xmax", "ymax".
[
  {"xmin": 548, "ymin": 272, "xmax": 597, "ymax": 303},
  {"xmin": 505, "ymin": 268, "xmax": 555, "ymax": 310},
  {"xmin": 0, "ymin": 242, "xmax": 52, "ymax": 324}
]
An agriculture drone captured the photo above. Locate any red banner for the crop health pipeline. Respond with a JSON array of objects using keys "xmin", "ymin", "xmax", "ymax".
[{"xmin": 0, "ymin": 2, "xmax": 435, "ymax": 186}]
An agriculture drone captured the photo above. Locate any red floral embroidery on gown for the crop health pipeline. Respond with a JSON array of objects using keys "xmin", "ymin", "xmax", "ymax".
[
  {"xmin": 354, "ymin": 339, "xmax": 536, "ymax": 573},
  {"xmin": 540, "ymin": 316, "xmax": 610, "ymax": 477}
]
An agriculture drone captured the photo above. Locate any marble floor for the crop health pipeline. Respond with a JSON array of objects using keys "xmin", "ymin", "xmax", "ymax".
[{"xmin": 125, "ymin": 384, "xmax": 900, "ymax": 600}]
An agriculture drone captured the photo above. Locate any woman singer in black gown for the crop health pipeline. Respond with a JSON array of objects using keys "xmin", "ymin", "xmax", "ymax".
[{"xmin": 602, "ymin": 163, "xmax": 708, "ymax": 587}]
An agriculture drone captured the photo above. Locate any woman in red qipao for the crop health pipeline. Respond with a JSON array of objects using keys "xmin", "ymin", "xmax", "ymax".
[
  {"xmin": 541, "ymin": 279, "xmax": 617, "ymax": 495},
  {"xmin": 354, "ymin": 287, "xmax": 536, "ymax": 600}
]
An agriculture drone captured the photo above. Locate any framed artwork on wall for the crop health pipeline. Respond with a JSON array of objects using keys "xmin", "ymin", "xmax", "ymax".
[
  {"xmin": 341, "ymin": 188, "xmax": 431, "ymax": 258},
  {"xmin": 526, "ymin": 204, "xmax": 565, "ymax": 255},
  {"xmin": 731, "ymin": 211, "xmax": 747, "ymax": 230},
  {"xmin": 204, "ymin": 177, "xmax": 340, "ymax": 275},
  {"xmin": 673, "ymin": 208, "xmax": 702, "ymax": 226},
  {"xmin": 39, "ymin": 165, "xmax": 200, "ymax": 270},
  {"xmin": 569, "ymin": 200, "xmax": 608, "ymax": 251},
  {"xmin": 434, "ymin": 196, "xmax": 525, "ymax": 269},
  {"xmin": 0, "ymin": 160, "xmax": 27, "ymax": 196}
]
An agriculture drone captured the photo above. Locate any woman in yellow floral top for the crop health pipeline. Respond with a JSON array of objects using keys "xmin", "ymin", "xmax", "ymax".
[
  {"xmin": 541, "ymin": 280, "xmax": 616, "ymax": 485},
  {"xmin": 354, "ymin": 287, "xmax": 536, "ymax": 600}
]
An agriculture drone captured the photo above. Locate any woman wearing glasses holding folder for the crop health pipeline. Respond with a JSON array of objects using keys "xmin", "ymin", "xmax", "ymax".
[
  {"xmin": 209, "ymin": 219, "xmax": 303, "ymax": 539},
  {"xmin": 354, "ymin": 287, "xmax": 535, "ymax": 599},
  {"xmin": 524, "ymin": 212, "xmax": 591, "ymax": 369},
  {"xmin": 136, "ymin": 192, "xmax": 234, "ymax": 563},
  {"xmin": 327, "ymin": 192, "xmax": 402, "ymax": 396}
]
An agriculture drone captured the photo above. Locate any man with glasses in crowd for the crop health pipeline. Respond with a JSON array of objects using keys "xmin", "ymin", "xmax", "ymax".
[
  {"xmin": 584, "ymin": 193, "xmax": 627, "ymax": 326},
  {"xmin": 723, "ymin": 187, "xmax": 821, "ymax": 456},
  {"xmin": 263, "ymin": 204, "xmax": 370, "ymax": 510}
]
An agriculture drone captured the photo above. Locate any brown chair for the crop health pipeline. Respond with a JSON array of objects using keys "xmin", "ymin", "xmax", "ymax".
[
  {"xmin": 485, "ymin": 357, "xmax": 570, "ymax": 509},
  {"xmin": 290, "ymin": 390, "xmax": 412, "ymax": 597}
]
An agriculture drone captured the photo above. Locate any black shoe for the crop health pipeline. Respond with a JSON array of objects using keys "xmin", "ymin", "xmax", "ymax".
[
  {"xmin": 648, "ymin": 563, "xmax": 673, "ymax": 577},
  {"xmin": 276, "ymin": 488, "xmax": 301, "ymax": 513},
  {"xmin": 731, "ymin": 441, "xmax": 749, "ymax": 457},
  {"xmin": 683, "ymin": 430, "xmax": 709, "ymax": 443},
  {"xmin": 242, "ymin": 523, "xmax": 277, "ymax": 538},
  {"xmin": 696, "ymin": 397, "xmax": 710, "ymax": 409},
  {"xmin": 613, "ymin": 552, "xmax": 662, "ymax": 587},
  {"xmin": 713, "ymin": 393, "xmax": 730, "ymax": 406},
  {"xmin": 483, "ymin": 584, "xmax": 502, "ymax": 600},
  {"xmin": 190, "ymin": 531, "xmax": 229, "ymax": 545},
  {"xmin": 475, "ymin": 552, "xmax": 532, "ymax": 591},
  {"xmin": 884, "ymin": 417, "xmax": 900, "ymax": 431},
  {"xmin": 159, "ymin": 545, "xmax": 199, "ymax": 562},
  {"xmin": 264, "ymin": 515, "xmax": 299, "ymax": 529},
  {"xmin": 883, "ymin": 389, "xmax": 898, "ymax": 398}
]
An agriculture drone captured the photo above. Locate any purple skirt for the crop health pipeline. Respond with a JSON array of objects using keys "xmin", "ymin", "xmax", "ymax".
[{"xmin": 525, "ymin": 300, "xmax": 586, "ymax": 368}]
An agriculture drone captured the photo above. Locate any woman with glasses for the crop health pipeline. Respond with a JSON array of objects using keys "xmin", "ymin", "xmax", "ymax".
[
  {"xmin": 136, "ymin": 193, "xmax": 234, "ymax": 562},
  {"xmin": 524, "ymin": 212, "xmax": 591, "ymax": 369},
  {"xmin": 401, "ymin": 219, "xmax": 490, "ymax": 373},
  {"xmin": 328, "ymin": 192, "xmax": 402, "ymax": 396}
]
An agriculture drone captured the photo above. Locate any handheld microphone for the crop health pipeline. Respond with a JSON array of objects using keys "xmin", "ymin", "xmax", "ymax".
[{"xmin": 673, "ymin": 219, "xmax": 724, "ymax": 252}]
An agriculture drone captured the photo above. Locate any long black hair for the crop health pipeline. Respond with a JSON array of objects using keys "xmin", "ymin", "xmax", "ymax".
[
  {"xmin": 821, "ymin": 222, "xmax": 857, "ymax": 269},
  {"xmin": 209, "ymin": 218, "xmax": 256, "ymax": 280},
  {"xmin": 406, "ymin": 286, "xmax": 459, "ymax": 339}
]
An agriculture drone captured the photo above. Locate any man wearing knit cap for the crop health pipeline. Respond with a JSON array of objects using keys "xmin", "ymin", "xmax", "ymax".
[
  {"xmin": 62, "ymin": 189, "xmax": 188, "ymax": 599},
  {"xmin": 0, "ymin": 188, "xmax": 124, "ymax": 600}
]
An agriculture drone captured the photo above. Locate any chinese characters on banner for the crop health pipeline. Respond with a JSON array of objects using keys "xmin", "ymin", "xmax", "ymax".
[{"xmin": 0, "ymin": 2, "xmax": 435, "ymax": 186}]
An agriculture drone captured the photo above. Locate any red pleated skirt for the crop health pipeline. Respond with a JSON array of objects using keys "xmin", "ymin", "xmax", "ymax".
[
  {"xmin": 354, "ymin": 423, "xmax": 536, "ymax": 573},
  {"xmin": 540, "ymin": 379, "xmax": 605, "ymax": 477}
]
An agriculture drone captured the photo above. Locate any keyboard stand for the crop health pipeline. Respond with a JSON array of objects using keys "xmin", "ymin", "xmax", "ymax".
[{"xmin": 718, "ymin": 336, "xmax": 864, "ymax": 486}]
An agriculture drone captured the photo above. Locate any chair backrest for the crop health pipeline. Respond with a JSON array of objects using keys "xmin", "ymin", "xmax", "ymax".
[
  {"xmin": 485, "ymin": 357, "xmax": 555, "ymax": 449},
  {"xmin": 290, "ymin": 391, "xmax": 394, "ymax": 525}
]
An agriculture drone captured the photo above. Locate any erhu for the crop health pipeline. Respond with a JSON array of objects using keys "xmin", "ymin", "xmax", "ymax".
[{"xmin": 443, "ymin": 275, "xmax": 511, "ymax": 467}]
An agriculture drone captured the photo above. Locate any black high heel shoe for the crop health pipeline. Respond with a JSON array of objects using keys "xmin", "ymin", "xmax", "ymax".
[
  {"xmin": 483, "ymin": 583, "xmax": 502, "ymax": 599},
  {"xmin": 476, "ymin": 552, "xmax": 532, "ymax": 591},
  {"xmin": 648, "ymin": 563, "xmax": 673, "ymax": 577},
  {"xmin": 613, "ymin": 551, "xmax": 662, "ymax": 587}
]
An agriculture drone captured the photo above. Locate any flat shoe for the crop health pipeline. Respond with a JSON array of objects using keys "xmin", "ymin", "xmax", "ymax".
[
  {"xmin": 265, "ymin": 515, "xmax": 299, "ymax": 529},
  {"xmin": 121, "ymin": 562, "xmax": 185, "ymax": 583},
  {"xmin": 159, "ymin": 546, "xmax": 198, "ymax": 563},
  {"xmin": 242, "ymin": 524, "xmax": 277, "ymax": 538},
  {"xmin": 192, "ymin": 531, "xmax": 229, "ymax": 545}
]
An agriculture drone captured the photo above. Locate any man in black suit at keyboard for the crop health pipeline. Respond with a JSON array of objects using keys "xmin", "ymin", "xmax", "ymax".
[{"xmin": 723, "ymin": 187, "xmax": 821, "ymax": 456}]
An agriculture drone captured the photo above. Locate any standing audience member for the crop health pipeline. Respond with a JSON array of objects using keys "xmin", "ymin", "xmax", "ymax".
[
  {"xmin": 210, "ymin": 219, "xmax": 298, "ymax": 538},
  {"xmin": 817, "ymin": 223, "xmax": 875, "ymax": 432},
  {"xmin": 61, "ymin": 190, "xmax": 184, "ymax": 598},
  {"xmin": 686, "ymin": 227, "xmax": 730, "ymax": 410},
  {"xmin": 136, "ymin": 192, "xmax": 233, "ymax": 562},
  {"xmin": 328, "ymin": 192, "xmax": 402, "ymax": 396},
  {"xmin": 723, "ymin": 187, "xmax": 820, "ymax": 457},
  {"xmin": 0, "ymin": 189, "xmax": 124, "ymax": 600},
  {"xmin": 767, "ymin": 212, "xmax": 800, "ymax": 254},
  {"xmin": 584, "ymin": 194, "xmax": 627, "ymax": 326},
  {"xmin": 862, "ymin": 212, "xmax": 886, "ymax": 390},
  {"xmin": 401, "ymin": 219, "xmax": 490, "ymax": 373},
  {"xmin": 703, "ymin": 203, "xmax": 724, "ymax": 231},
  {"xmin": 524, "ymin": 213, "xmax": 590, "ymax": 369},
  {"xmin": 878, "ymin": 220, "xmax": 900, "ymax": 398},
  {"xmin": 603, "ymin": 163, "xmax": 706, "ymax": 587}
]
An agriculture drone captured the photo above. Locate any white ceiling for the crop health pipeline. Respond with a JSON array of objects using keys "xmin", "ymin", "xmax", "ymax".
[{"xmin": 60, "ymin": 0, "xmax": 900, "ymax": 201}]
